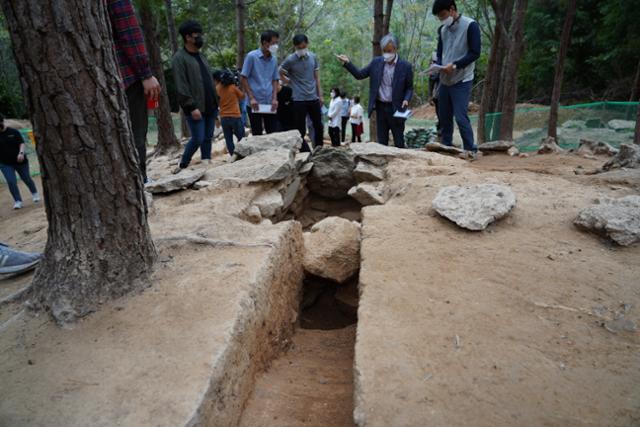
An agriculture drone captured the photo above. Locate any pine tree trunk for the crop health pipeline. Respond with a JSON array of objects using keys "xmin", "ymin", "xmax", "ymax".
[
  {"xmin": 372, "ymin": 0, "xmax": 384, "ymax": 56},
  {"xmin": 235, "ymin": 0, "xmax": 246, "ymax": 69},
  {"xmin": 478, "ymin": 0, "xmax": 513, "ymax": 143},
  {"xmin": 370, "ymin": 0, "xmax": 385, "ymax": 142},
  {"xmin": 548, "ymin": 0, "xmax": 577, "ymax": 139},
  {"xmin": 164, "ymin": 0, "xmax": 179, "ymax": 53},
  {"xmin": 1, "ymin": 0, "xmax": 156, "ymax": 324},
  {"xmin": 635, "ymin": 104, "xmax": 640, "ymax": 144},
  {"xmin": 498, "ymin": 0, "xmax": 528, "ymax": 141},
  {"xmin": 164, "ymin": 0, "xmax": 189, "ymax": 139},
  {"xmin": 630, "ymin": 59, "xmax": 640, "ymax": 102},
  {"xmin": 382, "ymin": 0, "xmax": 393, "ymax": 36},
  {"xmin": 139, "ymin": 1, "xmax": 180, "ymax": 154}
]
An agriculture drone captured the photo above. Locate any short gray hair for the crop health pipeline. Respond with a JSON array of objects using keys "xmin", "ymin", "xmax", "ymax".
[{"xmin": 380, "ymin": 33, "xmax": 399, "ymax": 50}]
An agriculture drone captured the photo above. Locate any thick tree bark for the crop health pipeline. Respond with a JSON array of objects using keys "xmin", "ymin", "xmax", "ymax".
[
  {"xmin": 547, "ymin": 0, "xmax": 577, "ymax": 139},
  {"xmin": 382, "ymin": 0, "xmax": 393, "ymax": 36},
  {"xmin": 139, "ymin": 1, "xmax": 180, "ymax": 154},
  {"xmin": 235, "ymin": 0, "xmax": 246, "ymax": 69},
  {"xmin": 497, "ymin": 0, "xmax": 527, "ymax": 141},
  {"xmin": 1, "ymin": 0, "xmax": 156, "ymax": 324}
]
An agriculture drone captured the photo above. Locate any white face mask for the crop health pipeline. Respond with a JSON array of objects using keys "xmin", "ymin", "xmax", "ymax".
[
  {"xmin": 330, "ymin": 92, "xmax": 336, "ymax": 98},
  {"xmin": 268, "ymin": 44, "xmax": 278, "ymax": 55},
  {"xmin": 383, "ymin": 52, "xmax": 395, "ymax": 62},
  {"xmin": 295, "ymin": 48, "xmax": 309, "ymax": 57},
  {"xmin": 441, "ymin": 16, "xmax": 454, "ymax": 27}
]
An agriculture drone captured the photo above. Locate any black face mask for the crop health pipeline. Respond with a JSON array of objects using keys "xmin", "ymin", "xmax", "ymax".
[{"xmin": 194, "ymin": 35, "xmax": 204, "ymax": 49}]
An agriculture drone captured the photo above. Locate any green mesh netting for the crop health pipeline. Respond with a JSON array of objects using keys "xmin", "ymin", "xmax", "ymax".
[{"xmin": 483, "ymin": 101, "xmax": 638, "ymax": 152}]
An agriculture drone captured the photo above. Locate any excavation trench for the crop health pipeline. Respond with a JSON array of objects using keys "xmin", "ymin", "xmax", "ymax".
[{"xmin": 239, "ymin": 193, "xmax": 362, "ymax": 427}]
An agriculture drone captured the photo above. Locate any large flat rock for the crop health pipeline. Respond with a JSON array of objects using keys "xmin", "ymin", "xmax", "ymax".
[
  {"xmin": 204, "ymin": 149, "xmax": 295, "ymax": 185},
  {"xmin": 234, "ymin": 130, "xmax": 302, "ymax": 158},
  {"xmin": 574, "ymin": 195, "xmax": 640, "ymax": 246},
  {"xmin": 0, "ymin": 221, "xmax": 304, "ymax": 427},
  {"xmin": 432, "ymin": 183, "xmax": 516, "ymax": 231},
  {"xmin": 350, "ymin": 142, "xmax": 464, "ymax": 167},
  {"xmin": 145, "ymin": 169, "xmax": 205, "ymax": 194}
]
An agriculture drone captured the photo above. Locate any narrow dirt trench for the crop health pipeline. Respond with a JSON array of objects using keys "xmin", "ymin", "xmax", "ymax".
[{"xmin": 239, "ymin": 274, "xmax": 360, "ymax": 427}]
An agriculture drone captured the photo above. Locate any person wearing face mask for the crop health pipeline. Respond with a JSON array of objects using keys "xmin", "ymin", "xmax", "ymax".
[
  {"xmin": 172, "ymin": 20, "xmax": 219, "ymax": 172},
  {"xmin": 327, "ymin": 88, "xmax": 343, "ymax": 147},
  {"xmin": 0, "ymin": 114, "xmax": 40, "ymax": 210},
  {"xmin": 279, "ymin": 34, "xmax": 325, "ymax": 149},
  {"xmin": 337, "ymin": 33, "xmax": 413, "ymax": 148},
  {"xmin": 432, "ymin": 0, "xmax": 481, "ymax": 160},
  {"xmin": 240, "ymin": 30, "xmax": 281, "ymax": 136},
  {"xmin": 107, "ymin": 0, "xmax": 161, "ymax": 184}
]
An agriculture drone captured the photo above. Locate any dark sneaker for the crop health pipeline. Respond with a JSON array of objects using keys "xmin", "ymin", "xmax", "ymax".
[{"xmin": 0, "ymin": 243, "xmax": 42, "ymax": 275}]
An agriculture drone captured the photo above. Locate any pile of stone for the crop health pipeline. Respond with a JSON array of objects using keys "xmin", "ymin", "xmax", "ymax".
[{"xmin": 404, "ymin": 128, "xmax": 437, "ymax": 149}]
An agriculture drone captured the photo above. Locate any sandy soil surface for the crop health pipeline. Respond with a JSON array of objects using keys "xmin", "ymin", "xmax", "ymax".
[
  {"xmin": 354, "ymin": 152, "xmax": 640, "ymax": 426},
  {"xmin": 1, "ymin": 145, "xmax": 638, "ymax": 426}
]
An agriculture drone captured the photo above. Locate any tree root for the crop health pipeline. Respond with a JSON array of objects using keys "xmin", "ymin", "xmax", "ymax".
[{"xmin": 155, "ymin": 234, "xmax": 274, "ymax": 248}]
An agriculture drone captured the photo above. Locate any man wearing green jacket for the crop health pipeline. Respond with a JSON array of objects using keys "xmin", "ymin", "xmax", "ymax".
[{"xmin": 172, "ymin": 20, "xmax": 219, "ymax": 172}]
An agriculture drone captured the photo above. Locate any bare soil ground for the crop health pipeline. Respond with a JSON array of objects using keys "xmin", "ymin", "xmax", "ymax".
[
  {"xmin": 1, "ymin": 147, "xmax": 638, "ymax": 426},
  {"xmin": 354, "ymin": 151, "xmax": 640, "ymax": 426}
]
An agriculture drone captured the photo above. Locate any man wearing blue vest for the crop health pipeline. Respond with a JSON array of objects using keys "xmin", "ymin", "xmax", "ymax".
[{"xmin": 432, "ymin": 0, "xmax": 481, "ymax": 159}]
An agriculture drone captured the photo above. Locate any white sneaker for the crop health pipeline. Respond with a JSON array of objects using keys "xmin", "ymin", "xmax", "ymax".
[
  {"xmin": 32, "ymin": 193, "xmax": 41, "ymax": 203},
  {"xmin": 13, "ymin": 201, "xmax": 23, "ymax": 209}
]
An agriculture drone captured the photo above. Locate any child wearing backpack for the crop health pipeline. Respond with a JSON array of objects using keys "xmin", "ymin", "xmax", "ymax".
[{"xmin": 213, "ymin": 70, "xmax": 245, "ymax": 156}]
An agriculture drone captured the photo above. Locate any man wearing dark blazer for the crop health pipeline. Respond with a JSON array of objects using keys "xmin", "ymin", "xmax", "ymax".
[{"xmin": 337, "ymin": 34, "xmax": 413, "ymax": 148}]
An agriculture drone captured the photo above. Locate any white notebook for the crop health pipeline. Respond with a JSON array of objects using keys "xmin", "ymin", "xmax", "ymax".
[
  {"xmin": 256, "ymin": 104, "xmax": 277, "ymax": 114},
  {"xmin": 393, "ymin": 109, "xmax": 412, "ymax": 119}
]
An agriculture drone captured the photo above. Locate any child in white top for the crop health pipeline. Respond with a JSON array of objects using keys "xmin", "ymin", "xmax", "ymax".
[{"xmin": 349, "ymin": 96, "xmax": 364, "ymax": 142}]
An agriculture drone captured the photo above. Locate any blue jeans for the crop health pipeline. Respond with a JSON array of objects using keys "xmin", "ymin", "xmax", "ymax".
[
  {"xmin": 438, "ymin": 80, "xmax": 476, "ymax": 152},
  {"xmin": 220, "ymin": 117, "xmax": 245, "ymax": 155},
  {"xmin": 0, "ymin": 161, "xmax": 38, "ymax": 203},
  {"xmin": 239, "ymin": 97, "xmax": 249, "ymax": 128},
  {"xmin": 180, "ymin": 111, "xmax": 217, "ymax": 168}
]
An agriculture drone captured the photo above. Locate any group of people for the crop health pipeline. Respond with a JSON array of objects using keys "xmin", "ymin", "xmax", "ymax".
[
  {"xmin": 327, "ymin": 90, "xmax": 365, "ymax": 146},
  {"xmin": 1, "ymin": 0, "xmax": 481, "ymax": 273}
]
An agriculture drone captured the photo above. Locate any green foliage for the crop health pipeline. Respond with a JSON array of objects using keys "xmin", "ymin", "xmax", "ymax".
[
  {"xmin": 519, "ymin": 0, "xmax": 640, "ymax": 102},
  {"xmin": 0, "ymin": 13, "xmax": 26, "ymax": 118}
]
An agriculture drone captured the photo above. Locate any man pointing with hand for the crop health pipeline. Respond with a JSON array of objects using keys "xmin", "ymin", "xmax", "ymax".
[{"xmin": 337, "ymin": 33, "xmax": 413, "ymax": 148}]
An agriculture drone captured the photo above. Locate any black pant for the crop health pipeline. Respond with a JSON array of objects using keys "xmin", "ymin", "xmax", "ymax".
[
  {"xmin": 125, "ymin": 80, "xmax": 149, "ymax": 181},
  {"xmin": 375, "ymin": 100, "xmax": 406, "ymax": 148},
  {"xmin": 433, "ymin": 98, "xmax": 441, "ymax": 135},
  {"xmin": 248, "ymin": 110, "xmax": 278, "ymax": 135},
  {"xmin": 293, "ymin": 100, "xmax": 324, "ymax": 148},
  {"xmin": 328, "ymin": 126, "xmax": 341, "ymax": 147},
  {"xmin": 351, "ymin": 123, "xmax": 362, "ymax": 142},
  {"xmin": 341, "ymin": 116, "xmax": 349, "ymax": 142}
]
